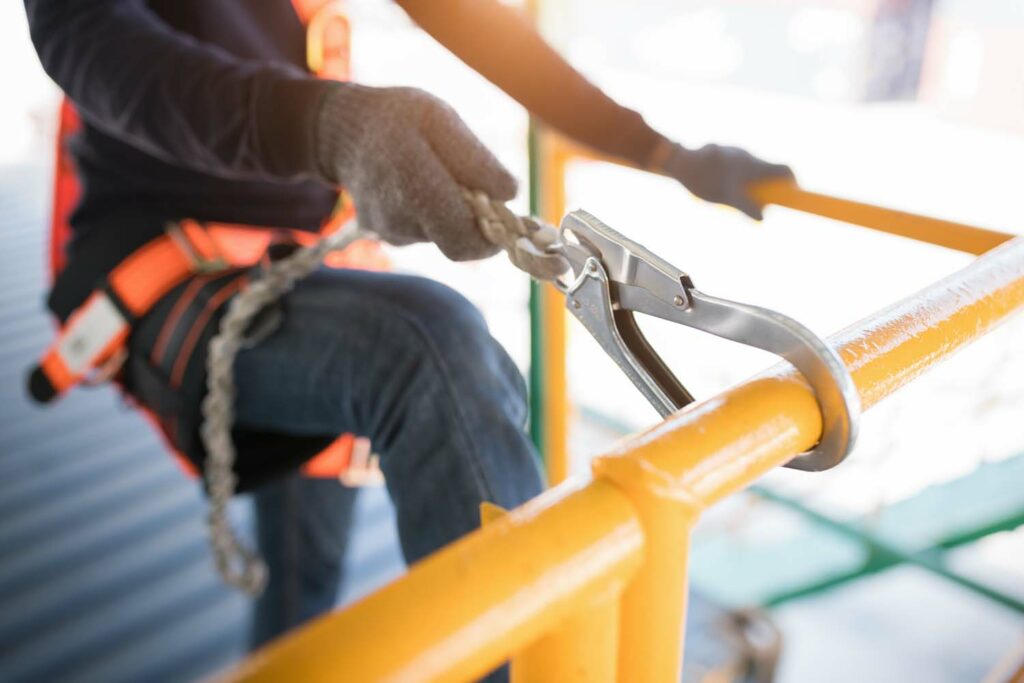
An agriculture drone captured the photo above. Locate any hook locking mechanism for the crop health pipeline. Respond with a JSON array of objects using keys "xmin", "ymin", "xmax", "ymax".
[{"xmin": 549, "ymin": 209, "xmax": 860, "ymax": 471}]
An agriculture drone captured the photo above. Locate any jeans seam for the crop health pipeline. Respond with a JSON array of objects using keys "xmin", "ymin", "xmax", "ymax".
[{"xmin": 283, "ymin": 476, "xmax": 300, "ymax": 627}]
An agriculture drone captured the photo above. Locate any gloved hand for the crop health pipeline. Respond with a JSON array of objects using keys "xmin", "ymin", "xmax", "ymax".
[
  {"xmin": 316, "ymin": 83, "xmax": 516, "ymax": 262},
  {"xmin": 659, "ymin": 142, "xmax": 794, "ymax": 220}
]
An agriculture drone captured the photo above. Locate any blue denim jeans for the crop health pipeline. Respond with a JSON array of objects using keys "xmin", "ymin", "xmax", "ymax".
[{"xmin": 234, "ymin": 268, "xmax": 544, "ymax": 677}]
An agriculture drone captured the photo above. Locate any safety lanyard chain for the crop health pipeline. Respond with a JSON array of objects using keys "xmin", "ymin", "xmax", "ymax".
[{"xmin": 201, "ymin": 197, "xmax": 558, "ymax": 595}]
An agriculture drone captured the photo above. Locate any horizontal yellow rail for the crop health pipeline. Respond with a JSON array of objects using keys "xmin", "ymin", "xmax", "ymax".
[
  {"xmin": 751, "ymin": 178, "xmax": 1015, "ymax": 255},
  {"xmin": 536, "ymin": 135, "xmax": 1015, "ymax": 256},
  {"xmin": 222, "ymin": 229, "xmax": 1024, "ymax": 682},
  {"xmin": 228, "ymin": 480, "xmax": 644, "ymax": 682}
]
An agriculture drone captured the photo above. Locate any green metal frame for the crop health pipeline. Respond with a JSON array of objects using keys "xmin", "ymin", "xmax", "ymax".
[
  {"xmin": 527, "ymin": 121, "xmax": 546, "ymax": 457},
  {"xmin": 749, "ymin": 483, "xmax": 1024, "ymax": 618}
]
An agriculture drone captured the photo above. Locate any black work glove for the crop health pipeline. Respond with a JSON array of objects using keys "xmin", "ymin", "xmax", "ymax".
[
  {"xmin": 661, "ymin": 142, "xmax": 794, "ymax": 220},
  {"xmin": 315, "ymin": 83, "xmax": 517, "ymax": 261}
]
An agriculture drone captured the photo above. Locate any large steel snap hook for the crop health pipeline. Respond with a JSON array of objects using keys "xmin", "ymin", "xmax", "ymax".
[{"xmin": 550, "ymin": 209, "xmax": 860, "ymax": 471}]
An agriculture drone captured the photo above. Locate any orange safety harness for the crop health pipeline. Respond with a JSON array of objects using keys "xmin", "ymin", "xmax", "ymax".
[{"xmin": 30, "ymin": 0, "xmax": 384, "ymax": 482}]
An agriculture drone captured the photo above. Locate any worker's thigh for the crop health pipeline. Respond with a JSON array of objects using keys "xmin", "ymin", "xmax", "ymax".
[{"xmin": 232, "ymin": 267, "xmax": 544, "ymax": 564}]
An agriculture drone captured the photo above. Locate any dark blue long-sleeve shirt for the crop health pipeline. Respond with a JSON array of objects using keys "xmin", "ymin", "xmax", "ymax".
[
  {"xmin": 26, "ymin": 0, "xmax": 662, "ymax": 319},
  {"xmin": 26, "ymin": 0, "xmax": 339, "ymax": 317}
]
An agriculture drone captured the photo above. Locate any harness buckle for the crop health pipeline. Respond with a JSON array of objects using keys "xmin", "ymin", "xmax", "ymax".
[
  {"xmin": 549, "ymin": 209, "xmax": 861, "ymax": 471},
  {"xmin": 166, "ymin": 220, "xmax": 230, "ymax": 274},
  {"xmin": 305, "ymin": 2, "xmax": 351, "ymax": 80},
  {"xmin": 28, "ymin": 290, "xmax": 133, "ymax": 403}
]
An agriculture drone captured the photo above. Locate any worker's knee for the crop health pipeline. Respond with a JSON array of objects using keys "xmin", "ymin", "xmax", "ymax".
[
  {"xmin": 388, "ymin": 276, "xmax": 527, "ymax": 411},
  {"xmin": 394, "ymin": 277, "xmax": 495, "ymax": 354},
  {"xmin": 394, "ymin": 276, "xmax": 490, "ymax": 346},
  {"xmin": 263, "ymin": 270, "xmax": 528, "ymax": 432}
]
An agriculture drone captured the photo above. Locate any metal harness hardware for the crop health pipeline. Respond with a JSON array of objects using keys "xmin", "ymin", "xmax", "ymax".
[{"xmin": 550, "ymin": 209, "xmax": 861, "ymax": 471}]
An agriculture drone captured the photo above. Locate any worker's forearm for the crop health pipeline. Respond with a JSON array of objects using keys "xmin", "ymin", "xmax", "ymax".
[
  {"xmin": 24, "ymin": 0, "xmax": 329, "ymax": 181},
  {"xmin": 397, "ymin": 0, "xmax": 666, "ymax": 168}
]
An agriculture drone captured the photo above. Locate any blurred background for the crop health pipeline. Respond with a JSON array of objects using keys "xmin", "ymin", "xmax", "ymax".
[{"xmin": 1, "ymin": 0, "xmax": 1022, "ymax": 681}]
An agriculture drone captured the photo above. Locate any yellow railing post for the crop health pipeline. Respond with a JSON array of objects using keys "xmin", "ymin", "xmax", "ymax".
[
  {"xmin": 510, "ymin": 592, "xmax": 621, "ymax": 683},
  {"xmin": 592, "ymin": 456, "xmax": 699, "ymax": 682},
  {"xmin": 536, "ymin": 131, "xmax": 571, "ymax": 485},
  {"xmin": 490, "ymin": 501, "xmax": 621, "ymax": 683}
]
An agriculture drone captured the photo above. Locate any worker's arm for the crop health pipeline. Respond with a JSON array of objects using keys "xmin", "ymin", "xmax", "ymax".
[
  {"xmin": 23, "ymin": 0, "xmax": 327, "ymax": 181},
  {"xmin": 397, "ymin": 0, "xmax": 661, "ymax": 167},
  {"xmin": 398, "ymin": 0, "xmax": 793, "ymax": 219},
  {"xmin": 24, "ymin": 0, "xmax": 548, "ymax": 270}
]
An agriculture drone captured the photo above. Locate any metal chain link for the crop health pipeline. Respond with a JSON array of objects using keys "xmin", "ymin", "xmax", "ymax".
[
  {"xmin": 200, "ymin": 220, "xmax": 365, "ymax": 595},
  {"xmin": 199, "ymin": 195, "xmax": 562, "ymax": 596},
  {"xmin": 462, "ymin": 188, "xmax": 567, "ymax": 280}
]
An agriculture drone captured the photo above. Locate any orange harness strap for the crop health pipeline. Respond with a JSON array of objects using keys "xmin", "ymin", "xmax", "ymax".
[
  {"xmin": 32, "ymin": 221, "xmax": 259, "ymax": 402},
  {"xmin": 35, "ymin": 0, "xmax": 379, "ymax": 480}
]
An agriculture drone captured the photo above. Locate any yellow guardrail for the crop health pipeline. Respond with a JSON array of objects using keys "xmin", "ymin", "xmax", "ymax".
[
  {"xmin": 751, "ymin": 178, "xmax": 1014, "ymax": 256},
  {"xmin": 221, "ymin": 133, "xmax": 1023, "ymax": 682}
]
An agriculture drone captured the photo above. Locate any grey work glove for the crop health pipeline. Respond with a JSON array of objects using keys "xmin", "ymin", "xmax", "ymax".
[
  {"xmin": 661, "ymin": 142, "xmax": 794, "ymax": 220},
  {"xmin": 316, "ymin": 83, "xmax": 516, "ymax": 262}
]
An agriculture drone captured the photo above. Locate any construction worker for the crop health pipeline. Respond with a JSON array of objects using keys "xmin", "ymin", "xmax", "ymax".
[{"xmin": 23, "ymin": 0, "xmax": 792, "ymax": 674}]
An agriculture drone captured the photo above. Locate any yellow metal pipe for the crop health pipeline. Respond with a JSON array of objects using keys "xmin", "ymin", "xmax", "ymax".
[
  {"xmin": 602, "ymin": 236, "xmax": 1024, "ymax": 510},
  {"xmin": 540, "ymin": 138, "xmax": 1015, "ymax": 257},
  {"xmin": 592, "ymin": 456, "xmax": 699, "ymax": 683},
  {"xmin": 222, "ymin": 234, "xmax": 1024, "ymax": 683},
  {"xmin": 222, "ymin": 481, "xmax": 644, "ymax": 683},
  {"xmin": 525, "ymin": 0, "xmax": 571, "ymax": 487},
  {"xmin": 751, "ymin": 178, "xmax": 1014, "ymax": 255},
  {"xmin": 540, "ymin": 284, "xmax": 568, "ymax": 484},
  {"xmin": 538, "ymin": 133, "xmax": 571, "ymax": 485},
  {"xmin": 836, "ymin": 235, "xmax": 1024, "ymax": 410}
]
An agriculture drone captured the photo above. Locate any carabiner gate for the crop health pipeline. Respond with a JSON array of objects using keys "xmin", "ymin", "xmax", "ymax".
[{"xmin": 551, "ymin": 209, "xmax": 860, "ymax": 471}]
